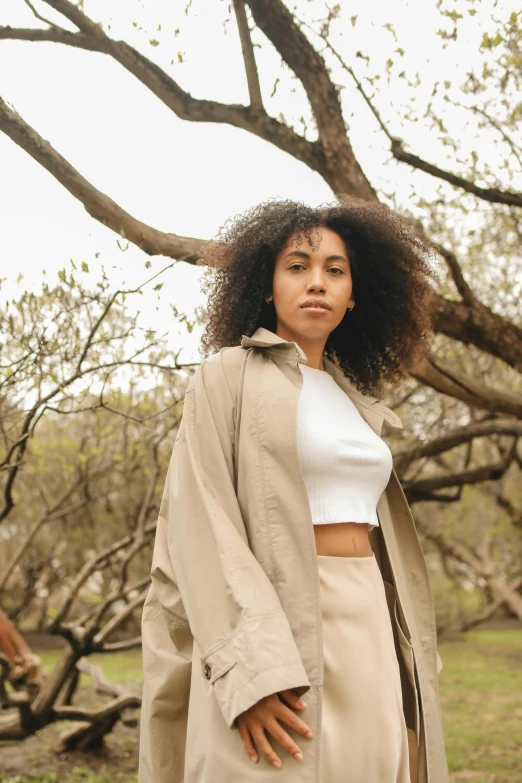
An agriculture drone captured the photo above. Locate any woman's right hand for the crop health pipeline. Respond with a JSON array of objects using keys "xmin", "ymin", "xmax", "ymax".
[{"xmin": 235, "ymin": 689, "xmax": 313, "ymax": 769}]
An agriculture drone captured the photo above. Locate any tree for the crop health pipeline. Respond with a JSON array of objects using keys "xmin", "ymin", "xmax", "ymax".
[{"xmin": 0, "ymin": 269, "xmax": 197, "ymax": 744}]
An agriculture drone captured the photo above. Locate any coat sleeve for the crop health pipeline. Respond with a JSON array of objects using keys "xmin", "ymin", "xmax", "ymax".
[
  {"xmin": 153, "ymin": 352, "xmax": 311, "ymax": 731},
  {"xmin": 138, "ymin": 580, "xmax": 192, "ymax": 783}
]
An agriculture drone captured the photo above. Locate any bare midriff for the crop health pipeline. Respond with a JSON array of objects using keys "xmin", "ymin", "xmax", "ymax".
[{"xmin": 313, "ymin": 521, "xmax": 373, "ymax": 557}]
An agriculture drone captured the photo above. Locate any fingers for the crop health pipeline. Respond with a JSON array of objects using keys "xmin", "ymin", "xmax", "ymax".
[
  {"xmin": 275, "ymin": 700, "xmax": 314, "ymax": 741},
  {"xmin": 250, "ymin": 724, "xmax": 284, "ymax": 769},
  {"xmin": 238, "ymin": 699, "xmax": 314, "ymax": 769},
  {"xmin": 278, "ymin": 688, "xmax": 308, "ymax": 711},
  {"xmin": 237, "ymin": 719, "xmax": 258, "ymax": 764},
  {"xmin": 236, "ymin": 692, "xmax": 313, "ymax": 769},
  {"xmin": 265, "ymin": 716, "xmax": 307, "ymax": 764}
]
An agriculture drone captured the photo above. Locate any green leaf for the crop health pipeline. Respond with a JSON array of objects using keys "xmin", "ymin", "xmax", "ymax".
[
  {"xmin": 480, "ymin": 32, "xmax": 503, "ymax": 49},
  {"xmin": 81, "ymin": 261, "xmax": 89, "ymax": 273}
]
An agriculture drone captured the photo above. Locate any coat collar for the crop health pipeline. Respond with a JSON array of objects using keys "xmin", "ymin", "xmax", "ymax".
[{"xmin": 241, "ymin": 327, "xmax": 402, "ymax": 429}]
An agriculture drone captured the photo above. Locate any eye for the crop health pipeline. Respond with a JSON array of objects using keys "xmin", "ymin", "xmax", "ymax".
[
  {"xmin": 329, "ymin": 267, "xmax": 344, "ymax": 274},
  {"xmin": 289, "ymin": 263, "xmax": 305, "ymax": 271}
]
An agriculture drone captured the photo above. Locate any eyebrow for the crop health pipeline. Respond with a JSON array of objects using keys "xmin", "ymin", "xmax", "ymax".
[{"xmin": 283, "ymin": 250, "xmax": 349, "ymax": 263}]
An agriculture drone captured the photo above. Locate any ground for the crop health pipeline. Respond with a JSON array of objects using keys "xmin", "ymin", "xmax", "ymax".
[{"xmin": 1, "ymin": 626, "xmax": 521, "ymax": 782}]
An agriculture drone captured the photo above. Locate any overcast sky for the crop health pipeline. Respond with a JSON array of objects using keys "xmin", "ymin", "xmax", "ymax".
[{"xmin": 1, "ymin": 0, "xmax": 516, "ymax": 363}]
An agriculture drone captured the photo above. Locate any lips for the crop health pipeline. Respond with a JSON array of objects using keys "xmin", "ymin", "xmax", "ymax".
[{"xmin": 300, "ymin": 300, "xmax": 331, "ymax": 310}]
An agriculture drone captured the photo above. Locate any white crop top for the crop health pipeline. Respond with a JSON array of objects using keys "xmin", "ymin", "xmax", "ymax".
[{"xmin": 296, "ymin": 363, "xmax": 393, "ymax": 532}]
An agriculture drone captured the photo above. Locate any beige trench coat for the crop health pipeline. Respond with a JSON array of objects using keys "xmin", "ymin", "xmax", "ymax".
[{"xmin": 138, "ymin": 326, "xmax": 449, "ymax": 783}]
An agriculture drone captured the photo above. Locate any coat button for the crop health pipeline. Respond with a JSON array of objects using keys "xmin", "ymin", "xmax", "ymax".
[{"xmin": 202, "ymin": 662, "xmax": 211, "ymax": 680}]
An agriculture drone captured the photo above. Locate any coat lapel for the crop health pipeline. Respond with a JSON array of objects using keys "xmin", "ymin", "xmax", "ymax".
[{"xmin": 241, "ymin": 327, "xmax": 403, "ymax": 436}]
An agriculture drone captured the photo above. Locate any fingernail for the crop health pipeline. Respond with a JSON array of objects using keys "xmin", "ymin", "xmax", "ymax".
[
  {"xmin": 249, "ymin": 755, "xmax": 257, "ymax": 763},
  {"xmin": 272, "ymin": 760, "xmax": 282, "ymax": 769},
  {"xmin": 297, "ymin": 699, "xmax": 307, "ymax": 708},
  {"xmin": 306, "ymin": 731, "xmax": 313, "ymax": 739},
  {"xmin": 294, "ymin": 752, "xmax": 303, "ymax": 761}
]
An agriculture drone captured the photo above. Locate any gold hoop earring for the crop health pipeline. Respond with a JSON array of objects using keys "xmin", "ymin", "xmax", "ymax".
[
  {"xmin": 347, "ymin": 302, "xmax": 355, "ymax": 311},
  {"xmin": 265, "ymin": 296, "xmax": 273, "ymax": 304}
]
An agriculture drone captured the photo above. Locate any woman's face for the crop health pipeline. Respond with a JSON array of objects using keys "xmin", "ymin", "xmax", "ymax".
[{"xmin": 271, "ymin": 226, "xmax": 354, "ymax": 342}]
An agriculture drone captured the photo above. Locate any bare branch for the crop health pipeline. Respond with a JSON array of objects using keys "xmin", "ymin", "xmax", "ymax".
[
  {"xmin": 447, "ymin": 98, "xmax": 522, "ymax": 172},
  {"xmin": 391, "ymin": 137, "xmax": 522, "ymax": 208},
  {"xmin": 246, "ymin": 0, "xmax": 376, "ymax": 198},
  {"xmin": 2, "ymin": 0, "xmax": 323, "ymax": 173},
  {"xmin": 233, "ymin": 0, "xmax": 263, "ymax": 111},
  {"xmin": 100, "ymin": 636, "xmax": 143, "ymax": 652},
  {"xmin": 303, "ymin": 15, "xmax": 522, "ymax": 207},
  {"xmin": 412, "ymin": 353, "xmax": 522, "ymax": 416},
  {"xmin": 0, "ymin": 475, "xmax": 89, "ymax": 591},
  {"xmin": 454, "ymin": 576, "xmax": 522, "ymax": 632},
  {"xmin": 49, "ymin": 521, "xmax": 156, "ymax": 632},
  {"xmin": 0, "ymin": 97, "xmax": 202, "ymax": 260},
  {"xmin": 404, "ymin": 439, "xmax": 517, "ymax": 502},
  {"xmin": 54, "ymin": 693, "xmax": 141, "ymax": 722},
  {"xmin": 293, "ymin": 11, "xmax": 394, "ymax": 144},
  {"xmin": 433, "ymin": 243, "xmax": 476, "ymax": 304},
  {"xmin": 394, "ymin": 418, "xmax": 522, "ymax": 476},
  {"xmin": 0, "ymin": 25, "xmax": 100, "ymax": 50},
  {"xmin": 416, "ymin": 511, "xmax": 522, "ymax": 622},
  {"xmin": 22, "ymin": 0, "xmax": 58, "ymax": 28},
  {"xmin": 427, "ymin": 295, "xmax": 522, "ymax": 373},
  {"xmin": 92, "ymin": 585, "xmax": 149, "ymax": 647}
]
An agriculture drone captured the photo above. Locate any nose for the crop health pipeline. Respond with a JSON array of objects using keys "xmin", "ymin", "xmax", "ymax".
[{"xmin": 307, "ymin": 275, "xmax": 327, "ymax": 293}]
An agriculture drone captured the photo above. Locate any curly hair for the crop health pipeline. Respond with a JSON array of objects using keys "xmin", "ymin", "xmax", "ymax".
[{"xmin": 196, "ymin": 195, "xmax": 438, "ymax": 396}]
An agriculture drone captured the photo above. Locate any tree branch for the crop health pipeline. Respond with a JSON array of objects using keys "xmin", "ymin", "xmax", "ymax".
[
  {"xmin": 394, "ymin": 418, "xmax": 522, "ymax": 476},
  {"xmin": 0, "ymin": 97, "xmax": 202, "ymax": 259},
  {"xmin": 9, "ymin": 0, "xmax": 323, "ymax": 173},
  {"xmin": 0, "ymin": 25, "xmax": 100, "ymax": 50},
  {"xmin": 433, "ymin": 242, "xmax": 476, "ymax": 304},
  {"xmin": 412, "ymin": 353, "xmax": 522, "ymax": 415},
  {"xmin": 22, "ymin": 0, "xmax": 58, "ymax": 29},
  {"xmin": 404, "ymin": 439, "xmax": 517, "ymax": 502},
  {"xmin": 428, "ymin": 293, "xmax": 522, "ymax": 373},
  {"xmin": 246, "ymin": 0, "xmax": 376, "ymax": 199},
  {"xmin": 391, "ymin": 138, "xmax": 522, "ymax": 208},
  {"xmin": 233, "ymin": 0, "xmax": 263, "ymax": 111}
]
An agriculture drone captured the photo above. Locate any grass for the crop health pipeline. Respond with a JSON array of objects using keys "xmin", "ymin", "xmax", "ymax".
[
  {"xmin": 35, "ymin": 648, "xmax": 144, "ymax": 689},
  {"xmin": 438, "ymin": 628, "xmax": 522, "ymax": 782},
  {"xmin": 1, "ymin": 772, "xmax": 137, "ymax": 783},
  {"xmin": 2, "ymin": 629, "xmax": 521, "ymax": 782}
]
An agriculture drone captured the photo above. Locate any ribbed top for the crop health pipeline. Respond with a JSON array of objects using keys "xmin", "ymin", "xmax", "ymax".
[{"xmin": 296, "ymin": 363, "xmax": 392, "ymax": 531}]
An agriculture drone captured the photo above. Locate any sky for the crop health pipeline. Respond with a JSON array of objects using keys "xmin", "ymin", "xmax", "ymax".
[{"xmin": 0, "ymin": 0, "xmax": 517, "ymax": 364}]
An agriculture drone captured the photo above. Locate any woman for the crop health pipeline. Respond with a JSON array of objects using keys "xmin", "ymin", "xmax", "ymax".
[{"xmin": 138, "ymin": 196, "xmax": 449, "ymax": 783}]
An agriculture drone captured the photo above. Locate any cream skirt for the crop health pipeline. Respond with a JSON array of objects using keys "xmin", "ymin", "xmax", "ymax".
[{"xmin": 318, "ymin": 552, "xmax": 411, "ymax": 783}]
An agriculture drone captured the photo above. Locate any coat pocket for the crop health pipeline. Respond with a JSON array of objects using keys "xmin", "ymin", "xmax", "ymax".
[{"xmin": 383, "ymin": 580, "xmax": 420, "ymax": 746}]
